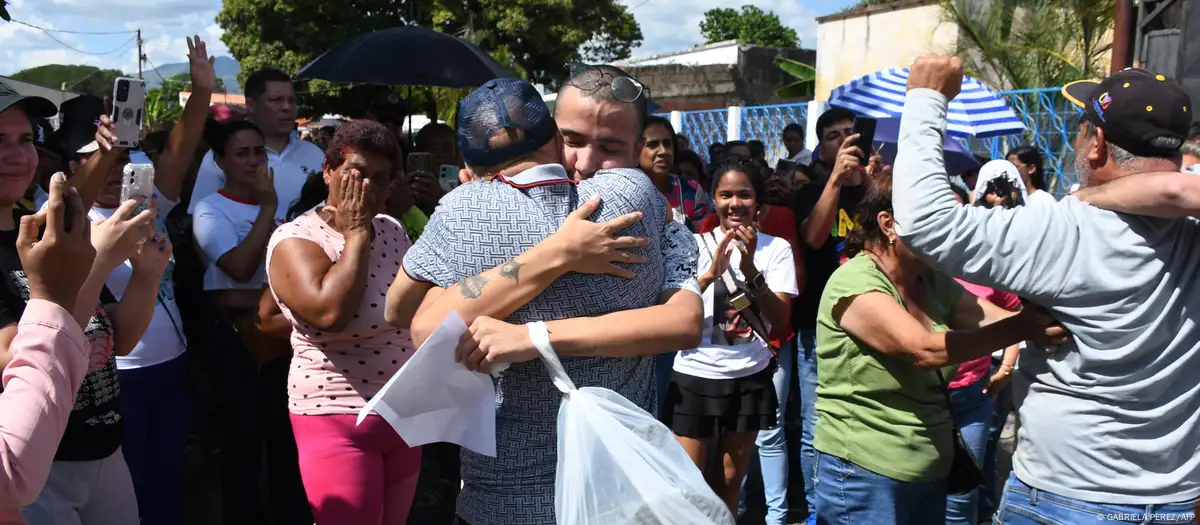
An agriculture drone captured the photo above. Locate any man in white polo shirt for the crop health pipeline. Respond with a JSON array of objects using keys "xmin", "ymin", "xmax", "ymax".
[{"xmin": 188, "ymin": 68, "xmax": 323, "ymax": 219}]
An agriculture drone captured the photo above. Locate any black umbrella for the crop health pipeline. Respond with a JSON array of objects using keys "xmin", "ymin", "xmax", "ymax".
[{"xmin": 296, "ymin": 26, "xmax": 513, "ymax": 88}]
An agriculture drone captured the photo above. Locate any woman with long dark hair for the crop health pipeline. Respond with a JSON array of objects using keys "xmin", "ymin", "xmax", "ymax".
[
  {"xmin": 811, "ymin": 171, "xmax": 1065, "ymax": 525},
  {"xmin": 266, "ymin": 120, "xmax": 421, "ymax": 524},
  {"xmin": 662, "ymin": 160, "xmax": 797, "ymax": 514},
  {"xmin": 1006, "ymin": 146, "xmax": 1050, "ymax": 198}
]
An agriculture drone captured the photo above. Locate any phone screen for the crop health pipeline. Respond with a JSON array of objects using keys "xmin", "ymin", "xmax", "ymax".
[{"xmin": 851, "ymin": 117, "xmax": 877, "ymax": 163}]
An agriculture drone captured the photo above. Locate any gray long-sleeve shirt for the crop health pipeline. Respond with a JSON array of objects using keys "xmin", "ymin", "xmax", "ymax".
[{"xmin": 892, "ymin": 89, "xmax": 1200, "ymax": 504}]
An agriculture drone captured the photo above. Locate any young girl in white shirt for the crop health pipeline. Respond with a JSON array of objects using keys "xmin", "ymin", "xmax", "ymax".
[{"xmin": 662, "ymin": 160, "xmax": 798, "ymax": 513}]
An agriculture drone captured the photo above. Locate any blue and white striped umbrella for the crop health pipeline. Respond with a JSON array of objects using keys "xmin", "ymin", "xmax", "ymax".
[{"xmin": 828, "ymin": 68, "xmax": 1025, "ymax": 138}]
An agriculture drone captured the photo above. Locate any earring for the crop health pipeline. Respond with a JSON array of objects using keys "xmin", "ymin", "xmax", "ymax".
[{"xmin": 888, "ymin": 237, "xmax": 895, "ymax": 246}]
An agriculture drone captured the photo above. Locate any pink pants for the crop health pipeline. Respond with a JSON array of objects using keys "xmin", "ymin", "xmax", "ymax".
[{"xmin": 290, "ymin": 413, "xmax": 422, "ymax": 525}]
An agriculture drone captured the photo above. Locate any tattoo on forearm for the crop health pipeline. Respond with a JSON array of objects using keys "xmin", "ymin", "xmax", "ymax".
[
  {"xmin": 458, "ymin": 275, "xmax": 488, "ymax": 299},
  {"xmin": 498, "ymin": 260, "xmax": 523, "ymax": 283}
]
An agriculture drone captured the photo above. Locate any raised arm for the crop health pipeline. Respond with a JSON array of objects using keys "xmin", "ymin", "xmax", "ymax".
[
  {"xmin": 892, "ymin": 56, "xmax": 1082, "ymax": 300},
  {"xmin": 151, "ymin": 36, "xmax": 215, "ymax": 202},
  {"xmin": 403, "ymin": 196, "xmax": 649, "ymax": 342},
  {"xmin": 1075, "ymin": 171, "xmax": 1200, "ymax": 218},
  {"xmin": 1, "ymin": 177, "xmax": 96, "ymax": 506},
  {"xmin": 799, "ymin": 136, "xmax": 863, "ymax": 249},
  {"xmin": 105, "ymin": 235, "xmax": 171, "ymax": 356}
]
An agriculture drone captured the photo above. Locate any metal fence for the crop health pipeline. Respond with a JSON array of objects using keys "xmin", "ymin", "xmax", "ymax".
[{"xmin": 662, "ymin": 87, "xmax": 1085, "ymax": 197}]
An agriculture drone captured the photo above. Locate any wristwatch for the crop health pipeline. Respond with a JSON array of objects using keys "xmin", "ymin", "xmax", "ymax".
[{"xmin": 747, "ymin": 271, "xmax": 767, "ymax": 292}]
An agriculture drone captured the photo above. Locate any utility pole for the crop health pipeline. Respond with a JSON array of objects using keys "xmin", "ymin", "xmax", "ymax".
[{"xmin": 136, "ymin": 29, "xmax": 143, "ymax": 79}]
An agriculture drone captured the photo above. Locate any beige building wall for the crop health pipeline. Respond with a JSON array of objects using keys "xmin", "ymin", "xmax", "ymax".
[{"xmin": 814, "ymin": 2, "xmax": 959, "ymax": 101}]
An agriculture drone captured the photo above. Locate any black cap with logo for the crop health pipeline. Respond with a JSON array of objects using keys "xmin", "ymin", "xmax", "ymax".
[{"xmin": 1062, "ymin": 69, "xmax": 1191, "ymax": 158}]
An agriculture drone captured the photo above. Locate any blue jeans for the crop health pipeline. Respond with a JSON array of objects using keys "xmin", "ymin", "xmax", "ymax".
[
  {"xmin": 996, "ymin": 473, "xmax": 1198, "ymax": 524},
  {"xmin": 814, "ymin": 452, "xmax": 947, "ymax": 525},
  {"xmin": 739, "ymin": 341, "xmax": 794, "ymax": 525},
  {"xmin": 654, "ymin": 351, "xmax": 676, "ymax": 419},
  {"xmin": 117, "ymin": 354, "xmax": 191, "ymax": 525},
  {"xmin": 980, "ymin": 357, "xmax": 1014, "ymax": 518},
  {"xmin": 945, "ymin": 378, "xmax": 991, "ymax": 525},
  {"xmin": 796, "ymin": 329, "xmax": 820, "ymax": 524}
]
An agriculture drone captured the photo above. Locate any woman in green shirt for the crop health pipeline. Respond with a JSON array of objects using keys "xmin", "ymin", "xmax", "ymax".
[{"xmin": 811, "ymin": 173, "xmax": 1065, "ymax": 525}]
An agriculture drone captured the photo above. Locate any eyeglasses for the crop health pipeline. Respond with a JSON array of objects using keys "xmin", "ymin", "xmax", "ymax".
[{"xmin": 567, "ymin": 63, "xmax": 649, "ymax": 104}]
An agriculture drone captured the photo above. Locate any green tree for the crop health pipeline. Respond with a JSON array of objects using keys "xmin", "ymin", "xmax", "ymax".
[
  {"xmin": 216, "ymin": 0, "xmax": 641, "ymax": 117},
  {"xmin": 699, "ymin": 5, "xmax": 799, "ymax": 48},
  {"xmin": 144, "ymin": 88, "xmax": 183, "ymax": 126},
  {"xmin": 942, "ymin": 0, "xmax": 1114, "ymax": 90},
  {"xmin": 775, "ymin": 57, "xmax": 816, "ymax": 99},
  {"xmin": 11, "ymin": 65, "xmax": 127, "ymax": 98}
]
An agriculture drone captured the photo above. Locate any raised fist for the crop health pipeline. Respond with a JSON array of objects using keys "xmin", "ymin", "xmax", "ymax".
[{"xmin": 907, "ymin": 55, "xmax": 964, "ymax": 101}]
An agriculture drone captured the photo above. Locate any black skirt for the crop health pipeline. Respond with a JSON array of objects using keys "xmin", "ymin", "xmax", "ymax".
[{"xmin": 662, "ymin": 361, "xmax": 779, "ymax": 439}]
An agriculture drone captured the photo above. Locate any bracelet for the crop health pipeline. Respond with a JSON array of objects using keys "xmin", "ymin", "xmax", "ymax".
[{"xmin": 998, "ymin": 364, "xmax": 1013, "ymax": 375}]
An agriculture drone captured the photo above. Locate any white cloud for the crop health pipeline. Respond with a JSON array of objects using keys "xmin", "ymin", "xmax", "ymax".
[
  {"xmin": 0, "ymin": 0, "xmax": 227, "ymax": 76},
  {"xmin": 622, "ymin": 0, "xmax": 853, "ymax": 57}
]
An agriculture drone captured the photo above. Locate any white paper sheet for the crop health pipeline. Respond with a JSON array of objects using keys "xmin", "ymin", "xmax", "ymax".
[{"xmin": 358, "ymin": 311, "xmax": 500, "ymax": 456}]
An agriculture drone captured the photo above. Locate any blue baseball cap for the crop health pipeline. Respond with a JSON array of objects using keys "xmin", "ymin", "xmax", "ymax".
[{"xmin": 456, "ymin": 78, "xmax": 556, "ymax": 167}]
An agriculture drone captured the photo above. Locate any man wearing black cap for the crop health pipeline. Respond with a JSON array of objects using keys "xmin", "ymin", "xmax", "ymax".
[
  {"xmin": 390, "ymin": 77, "xmax": 702, "ymax": 525},
  {"xmin": 891, "ymin": 55, "xmax": 1200, "ymax": 523}
]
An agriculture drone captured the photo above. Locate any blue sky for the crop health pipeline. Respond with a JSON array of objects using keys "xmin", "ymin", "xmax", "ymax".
[{"xmin": 0, "ymin": 0, "xmax": 859, "ymax": 77}]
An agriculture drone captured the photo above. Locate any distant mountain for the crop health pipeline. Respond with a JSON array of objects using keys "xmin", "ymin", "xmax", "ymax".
[{"xmin": 145, "ymin": 56, "xmax": 241, "ymax": 94}]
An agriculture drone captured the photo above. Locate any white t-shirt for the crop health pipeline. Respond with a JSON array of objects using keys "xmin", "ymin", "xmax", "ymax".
[
  {"xmin": 674, "ymin": 229, "xmax": 798, "ymax": 380},
  {"xmin": 192, "ymin": 191, "xmax": 284, "ymax": 291},
  {"xmin": 187, "ymin": 132, "xmax": 324, "ymax": 221},
  {"xmin": 83, "ymin": 196, "xmax": 187, "ymax": 369}
]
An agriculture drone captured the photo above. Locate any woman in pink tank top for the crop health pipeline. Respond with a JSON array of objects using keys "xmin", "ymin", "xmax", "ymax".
[{"xmin": 264, "ymin": 121, "xmax": 420, "ymax": 524}]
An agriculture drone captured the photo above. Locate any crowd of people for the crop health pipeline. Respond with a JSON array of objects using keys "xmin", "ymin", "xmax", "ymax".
[{"xmin": 0, "ymin": 32, "xmax": 1198, "ymax": 525}]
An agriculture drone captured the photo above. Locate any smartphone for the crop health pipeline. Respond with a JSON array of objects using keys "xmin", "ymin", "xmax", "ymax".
[
  {"xmin": 851, "ymin": 117, "xmax": 877, "ymax": 163},
  {"xmin": 406, "ymin": 152, "xmax": 433, "ymax": 174},
  {"xmin": 110, "ymin": 78, "xmax": 147, "ymax": 148},
  {"xmin": 121, "ymin": 163, "xmax": 155, "ymax": 218},
  {"xmin": 438, "ymin": 164, "xmax": 461, "ymax": 193},
  {"xmin": 61, "ymin": 190, "xmax": 76, "ymax": 233}
]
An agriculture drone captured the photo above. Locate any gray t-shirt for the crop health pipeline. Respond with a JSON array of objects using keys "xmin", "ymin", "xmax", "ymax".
[
  {"xmin": 893, "ymin": 89, "xmax": 1200, "ymax": 505},
  {"xmin": 403, "ymin": 164, "xmax": 699, "ymax": 524}
]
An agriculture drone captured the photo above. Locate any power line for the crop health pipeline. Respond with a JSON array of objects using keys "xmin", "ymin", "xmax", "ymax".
[
  {"xmin": 28, "ymin": 28, "xmax": 137, "ymax": 57},
  {"xmin": 10, "ymin": 19, "xmax": 138, "ymax": 35},
  {"xmin": 142, "ymin": 55, "xmax": 170, "ymax": 86}
]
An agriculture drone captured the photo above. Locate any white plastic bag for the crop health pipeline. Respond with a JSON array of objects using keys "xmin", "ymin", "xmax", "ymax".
[{"xmin": 528, "ymin": 322, "xmax": 735, "ymax": 525}]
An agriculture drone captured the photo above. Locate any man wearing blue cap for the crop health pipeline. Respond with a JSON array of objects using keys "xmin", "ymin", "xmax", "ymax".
[
  {"xmin": 387, "ymin": 77, "xmax": 702, "ymax": 524},
  {"xmin": 893, "ymin": 55, "xmax": 1199, "ymax": 523}
]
